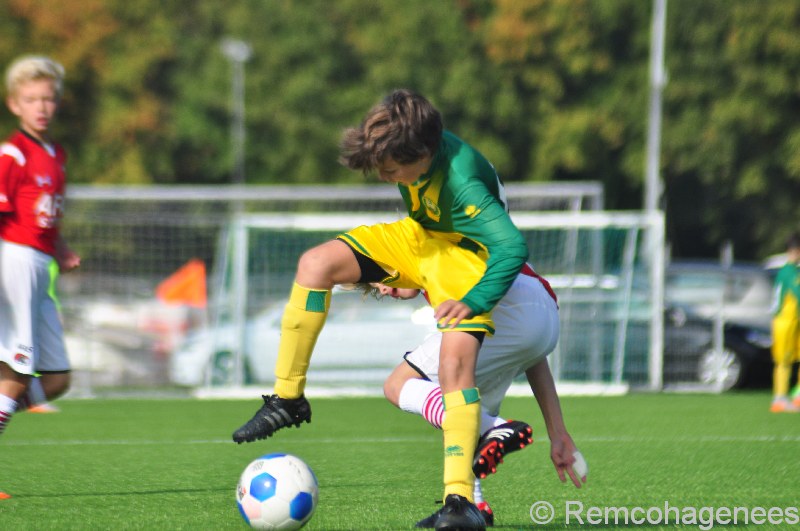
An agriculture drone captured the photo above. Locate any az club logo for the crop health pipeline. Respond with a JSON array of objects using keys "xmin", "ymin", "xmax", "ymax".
[
  {"xmin": 423, "ymin": 197, "xmax": 441, "ymax": 218},
  {"xmin": 14, "ymin": 353, "xmax": 31, "ymax": 366}
]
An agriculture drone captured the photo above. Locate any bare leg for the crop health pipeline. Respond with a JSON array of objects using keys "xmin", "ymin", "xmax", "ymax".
[
  {"xmin": 383, "ymin": 361, "xmax": 421, "ymax": 407},
  {"xmin": 0, "ymin": 362, "xmax": 29, "ymax": 401},
  {"xmin": 295, "ymin": 239, "xmax": 363, "ymax": 288},
  {"xmin": 39, "ymin": 372, "xmax": 71, "ymax": 401},
  {"xmin": 438, "ymin": 332, "xmax": 479, "ymax": 393}
]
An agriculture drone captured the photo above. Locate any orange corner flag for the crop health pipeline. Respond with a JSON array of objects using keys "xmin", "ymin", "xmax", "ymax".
[{"xmin": 156, "ymin": 259, "xmax": 207, "ymax": 308}]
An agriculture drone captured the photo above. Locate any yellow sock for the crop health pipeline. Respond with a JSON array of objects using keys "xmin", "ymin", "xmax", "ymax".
[
  {"xmin": 774, "ymin": 363, "xmax": 791, "ymax": 397},
  {"xmin": 273, "ymin": 283, "xmax": 330, "ymax": 399},
  {"xmin": 441, "ymin": 388, "xmax": 480, "ymax": 501}
]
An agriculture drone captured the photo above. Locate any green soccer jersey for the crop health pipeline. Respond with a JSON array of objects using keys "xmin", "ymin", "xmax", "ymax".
[
  {"xmin": 773, "ymin": 261, "xmax": 800, "ymax": 318},
  {"xmin": 397, "ymin": 131, "xmax": 529, "ymax": 315}
]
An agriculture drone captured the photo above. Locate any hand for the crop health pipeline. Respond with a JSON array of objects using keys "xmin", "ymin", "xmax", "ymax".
[
  {"xmin": 433, "ymin": 299, "xmax": 473, "ymax": 328},
  {"xmin": 56, "ymin": 246, "xmax": 81, "ymax": 272},
  {"xmin": 54, "ymin": 237, "xmax": 80, "ymax": 273},
  {"xmin": 550, "ymin": 433, "xmax": 587, "ymax": 488}
]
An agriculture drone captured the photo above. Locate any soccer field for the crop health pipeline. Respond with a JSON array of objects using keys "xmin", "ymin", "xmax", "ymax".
[{"xmin": 1, "ymin": 392, "xmax": 798, "ymax": 530}]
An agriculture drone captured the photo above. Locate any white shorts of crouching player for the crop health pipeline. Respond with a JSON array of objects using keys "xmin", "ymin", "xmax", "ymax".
[
  {"xmin": 402, "ymin": 272, "xmax": 560, "ymax": 416},
  {"xmin": 0, "ymin": 240, "xmax": 69, "ymax": 376}
]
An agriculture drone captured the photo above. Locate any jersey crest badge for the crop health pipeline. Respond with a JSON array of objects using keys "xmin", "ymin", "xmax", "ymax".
[
  {"xmin": 422, "ymin": 196, "xmax": 441, "ymax": 221},
  {"xmin": 35, "ymin": 174, "xmax": 53, "ymax": 187}
]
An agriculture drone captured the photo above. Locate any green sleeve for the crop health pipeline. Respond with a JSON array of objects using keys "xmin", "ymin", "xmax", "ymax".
[{"xmin": 452, "ymin": 183, "xmax": 528, "ymax": 315}]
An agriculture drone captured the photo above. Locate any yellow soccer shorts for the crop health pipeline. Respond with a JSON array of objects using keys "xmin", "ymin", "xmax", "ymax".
[{"xmin": 338, "ymin": 217, "xmax": 494, "ymax": 334}]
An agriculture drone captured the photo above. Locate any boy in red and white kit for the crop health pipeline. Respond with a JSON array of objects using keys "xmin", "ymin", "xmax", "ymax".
[{"xmin": 0, "ymin": 55, "xmax": 80, "ymax": 499}]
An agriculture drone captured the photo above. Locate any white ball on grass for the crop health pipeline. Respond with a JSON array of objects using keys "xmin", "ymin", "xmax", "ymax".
[{"xmin": 572, "ymin": 450, "xmax": 588, "ymax": 478}]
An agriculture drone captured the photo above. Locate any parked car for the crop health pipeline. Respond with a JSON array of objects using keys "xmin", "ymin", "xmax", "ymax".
[
  {"xmin": 170, "ymin": 288, "xmax": 437, "ymax": 386},
  {"xmin": 557, "ymin": 260, "xmax": 776, "ymax": 390},
  {"xmin": 661, "ymin": 304, "xmax": 773, "ymax": 390},
  {"xmin": 661, "ymin": 261, "xmax": 776, "ymax": 390},
  {"xmin": 664, "ymin": 261, "xmax": 774, "ymax": 328}
]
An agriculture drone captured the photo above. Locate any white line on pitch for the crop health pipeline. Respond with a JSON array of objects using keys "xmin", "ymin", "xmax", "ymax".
[
  {"xmin": 4, "ymin": 434, "xmax": 800, "ymax": 447},
  {"xmin": 1, "ymin": 436, "xmax": 435, "ymax": 446}
]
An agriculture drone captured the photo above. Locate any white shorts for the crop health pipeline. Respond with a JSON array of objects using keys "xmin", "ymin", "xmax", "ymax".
[
  {"xmin": 0, "ymin": 240, "xmax": 69, "ymax": 375},
  {"xmin": 404, "ymin": 273, "xmax": 559, "ymax": 416}
]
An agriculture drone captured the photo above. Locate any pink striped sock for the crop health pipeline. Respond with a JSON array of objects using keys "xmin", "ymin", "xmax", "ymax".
[
  {"xmin": 398, "ymin": 378, "xmax": 445, "ymax": 429},
  {"xmin": 0, "ymin": 410, "xmax": 11, "ymax": 434},
  {"xmin": 421, "ymin": 387, "xmax": 444, "ymax": 429}
]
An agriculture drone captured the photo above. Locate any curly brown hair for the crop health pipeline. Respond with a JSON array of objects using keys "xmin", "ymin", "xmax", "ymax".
[{"xmin": 339, "ymin": 89, "xmax": 443, "ymax": 174}]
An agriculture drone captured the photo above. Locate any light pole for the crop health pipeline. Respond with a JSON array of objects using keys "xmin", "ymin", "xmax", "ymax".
[
  {"xmin": 644, "ymin": 0, "xmax": 667, "ymax": 213},
  {"xmin": 220, "ymin": 38, "xmax": 252, "ymax": 186},
  {"xmin": 220, "ymin": 38, "xmax": 252, "ymax": 387}
]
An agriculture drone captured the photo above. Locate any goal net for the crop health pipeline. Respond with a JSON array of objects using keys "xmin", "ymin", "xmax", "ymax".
[{"xmin": 61, "ymin": 182, "xmax": 669, "ymax": 397}]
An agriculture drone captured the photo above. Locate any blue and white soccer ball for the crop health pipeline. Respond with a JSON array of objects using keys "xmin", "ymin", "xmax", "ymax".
[{"xmin": 237, "ymin": 453, "xmax": 319, "ymax": 530}]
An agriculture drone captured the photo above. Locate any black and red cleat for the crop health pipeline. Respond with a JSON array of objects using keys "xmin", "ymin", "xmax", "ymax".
[
  {"xmin": 473, "ymin": 420, "xmax": 533, "ymax": 479},
  {"xmin": 476, "ymin": 501, "xmax": 494, "ymax": 527}
]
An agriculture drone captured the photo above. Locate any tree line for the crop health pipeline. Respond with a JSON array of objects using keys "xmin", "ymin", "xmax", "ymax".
[{"xmin": 1, "ymin": 0, "xmax": 798, "ymax": 260}]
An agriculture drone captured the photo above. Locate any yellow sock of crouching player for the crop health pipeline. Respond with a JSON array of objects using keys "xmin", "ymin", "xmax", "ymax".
[
  {"xmin": 442, "ymin": 388, "xmax": 481, "ymax": 501},
  {"xmin": 273, "ymin": 283, "xmax": 331, "ymax": 399}
]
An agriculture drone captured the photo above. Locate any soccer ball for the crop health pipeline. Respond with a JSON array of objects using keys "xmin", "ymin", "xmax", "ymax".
[{"xmin": 237, "ymin": 453, "xmax": 319, "ymax": 530}]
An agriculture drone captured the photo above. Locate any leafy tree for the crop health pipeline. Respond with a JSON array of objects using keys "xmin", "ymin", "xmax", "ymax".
[
  {"xmin": 2, "ymin": 0, "xmax": 800, "ymax": 259},
  {"xmin": 2, "ymin": 0, "xmax": 182, "ymax": 184},
  {"xmin": 663, "ymin": 0, "xmax": 800, "ymax": 258},
  {"xmin": 479, "ymin": 0, "xmax": 651, "ymax": 211}
]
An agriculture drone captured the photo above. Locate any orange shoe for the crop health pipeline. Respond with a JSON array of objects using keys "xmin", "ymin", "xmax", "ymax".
[
  {"xmin": 0, "ymin": 492, "xmax": 11, "ymax": 500},
  {"xmin": 27, "ymin": 403, "xmax": 59, "ymax": 414},
  {"xmin": 792, "ymin": 394, "xmax": 800, "ymax": 408},
  {"xmin": 771, "ymin": 398, "xmax": 800, "ymax": 413}
]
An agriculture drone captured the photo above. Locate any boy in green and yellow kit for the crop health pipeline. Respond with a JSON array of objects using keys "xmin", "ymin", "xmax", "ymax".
[
  {"xmin": 770, "ymin": 232, "xmax": 800, "ymax": 413},
  {"xmin": 232, "ymin": 89, "xmax": 528, "ymax": 529}
]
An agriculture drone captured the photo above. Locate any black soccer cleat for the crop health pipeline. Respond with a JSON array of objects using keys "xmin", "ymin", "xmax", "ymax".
[
  {"xmin": 232, "ymin": 394, "xmax": 311, "ymax": 443},
  {"xmin": 415, "ymin": 494, "xmax": 486, "ymax": 530},
  {"xmin": 415, "ymin": 506, "xmax": 440, "ymax": 529},
  {"xmin": 472, "ymin": 420, "xmax": 533, "ymax": 479}
]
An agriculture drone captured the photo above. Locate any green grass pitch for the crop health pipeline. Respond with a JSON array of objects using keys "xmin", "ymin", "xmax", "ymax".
[{"xmin": 1, "ymin": 392, "xmax": 798, "ymax": 530}]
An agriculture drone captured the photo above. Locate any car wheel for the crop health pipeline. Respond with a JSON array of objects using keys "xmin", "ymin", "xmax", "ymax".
[{"xmin": 697, "ymin": 346, "xmax": 744, "ymax": 391}]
